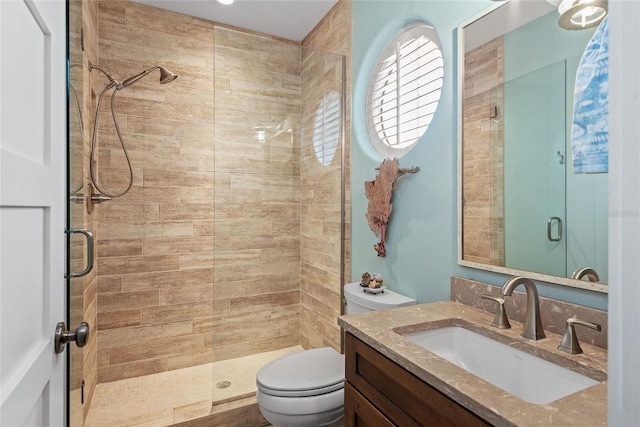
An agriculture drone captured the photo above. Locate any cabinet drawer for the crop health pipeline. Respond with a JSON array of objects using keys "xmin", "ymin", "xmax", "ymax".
[
  {"xmin": 344, "ymin": 382, "xmax": 395, "ymax": 427},
  {"xmin": 345, "ymin": 332, "xmax": 491, "ymax": 427}
]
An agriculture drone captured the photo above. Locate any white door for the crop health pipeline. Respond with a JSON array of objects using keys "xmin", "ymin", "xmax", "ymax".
[{"xmin": 1, "ymin": 0, "xmax": 67, "ymax": 426}]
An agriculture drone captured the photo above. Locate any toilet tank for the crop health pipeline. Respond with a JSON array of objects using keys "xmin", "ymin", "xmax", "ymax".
[{"xmin": 343, "ymin": 282, "xmax": 417, "ymax": 315}]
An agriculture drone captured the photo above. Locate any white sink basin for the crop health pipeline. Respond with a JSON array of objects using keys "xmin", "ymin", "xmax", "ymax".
[{"xmin": 403, "ymin": 326, "xmax": 599, "ymax": 404}]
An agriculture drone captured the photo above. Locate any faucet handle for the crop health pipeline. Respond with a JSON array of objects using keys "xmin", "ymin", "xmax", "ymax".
[
  {"xmin": 481, "ymin": 294, "xmax": 511, "ymax": 330},
  {"xmin": 558, "ymin": 317, "xmax": 602, "ymax": 354}
]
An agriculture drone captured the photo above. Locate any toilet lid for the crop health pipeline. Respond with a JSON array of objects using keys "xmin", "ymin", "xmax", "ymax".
[{"xmin": 256, "ymin": 347, "xmax": 345, "ymax": 397}]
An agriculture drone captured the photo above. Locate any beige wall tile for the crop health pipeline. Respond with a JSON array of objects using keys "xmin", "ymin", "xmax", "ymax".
[
  {"xmin": 98, "ymin": 358, "xmax": 167, "ymax": 383},
  {"xmin": 108, "ymin": 333, "xmax": 207, "ymax": 365},
  {"xmin": 121, "ymin": 268, "xmax": 213, "ymax": 291},
  {"xmin": 140, "ymin": 303, "xmax": 213, "ymax": 325},
  {"xmin": 299, "ymin": 0, "xmax": 352, "ymax": 353},
  {"xmin": 97, "ymin": 255, "xmax": 180, "ymax": 275},
  {"xmin": 99, "ymin": 290, "xmax": 159, "ymax": 313},
  {"xmin": 97, "ymin": 309, "xmax": 141, "ymax": 330}
]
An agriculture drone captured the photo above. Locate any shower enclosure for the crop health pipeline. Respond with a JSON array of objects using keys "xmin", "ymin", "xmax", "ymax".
[{"xmin": 67, "ymin": 0, "xmax": 346, "ymax": 425}]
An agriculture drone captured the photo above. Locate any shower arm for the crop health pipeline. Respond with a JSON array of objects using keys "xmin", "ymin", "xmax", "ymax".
[{"xmin": 88, "ymin": 61, "xmax": 123, "ymax": 90}]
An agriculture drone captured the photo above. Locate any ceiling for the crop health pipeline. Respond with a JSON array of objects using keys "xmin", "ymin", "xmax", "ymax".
[{"xmin": 131, "ymin": 0, "xmax": 339, "ymax": 42}]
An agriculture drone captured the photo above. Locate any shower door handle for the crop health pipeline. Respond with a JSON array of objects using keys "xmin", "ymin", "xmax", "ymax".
[
  {"xmin": 547, "ymin": 217, "xmax": 563, "ymax": 242},
  {"xmin": 67, "ymin": 228, "xmax": 94, "ymax": 278}
]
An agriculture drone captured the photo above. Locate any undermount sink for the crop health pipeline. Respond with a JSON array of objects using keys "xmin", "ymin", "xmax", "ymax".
[{"xmin": 402, "ymin": 326, "xmax": 600, "ymax": 405}]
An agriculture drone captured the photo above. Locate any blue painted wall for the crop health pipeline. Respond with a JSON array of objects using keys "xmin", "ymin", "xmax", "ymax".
[{"xmin": 350, "ymin": 0, "xmax": 608, "ymax": 311}]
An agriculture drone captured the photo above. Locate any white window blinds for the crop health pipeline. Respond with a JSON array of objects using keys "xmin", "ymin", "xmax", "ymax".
[
  {"xmin": 313, "ymin": 91, "xmax": 341, "ymax": 166},
  {"xmin": 367, "ymin": 22, "xmax": 444, "ymax": 157}
]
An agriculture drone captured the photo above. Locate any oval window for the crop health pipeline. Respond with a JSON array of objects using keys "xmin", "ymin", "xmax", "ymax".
[
  {"xmin": 313, "ymin": 90, "xmax": 341, "ymax": 166},
  {"xmin": 366, "ymin": 21, "xmax": 444, "ymax": 158}
]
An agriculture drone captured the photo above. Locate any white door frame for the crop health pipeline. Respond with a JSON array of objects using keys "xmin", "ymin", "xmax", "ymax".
[{"xmin": 608, "ymin": 1, "xmax": 640, "ymax": 425}]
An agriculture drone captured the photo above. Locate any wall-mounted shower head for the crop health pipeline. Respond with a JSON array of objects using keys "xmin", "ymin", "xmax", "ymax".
[
  {"xmin": 88, "ymin": 61, "xmax": 178, "ymax": 89},
  {"xmin": 121, "ymin": 66, "xmax": 178, "ymax": 88}
]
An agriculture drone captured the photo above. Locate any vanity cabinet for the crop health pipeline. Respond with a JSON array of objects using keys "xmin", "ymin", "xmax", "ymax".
[{"xmin": 344, "ymin": 332, "xmax": 491, "ymax": 427}]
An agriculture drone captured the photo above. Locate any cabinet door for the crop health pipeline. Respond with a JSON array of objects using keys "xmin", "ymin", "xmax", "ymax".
[
  {"xmin": 345, "ymin": 332, "xmax": 492, "ymax": 427},
  {"xmin": 344, "ymin": 382, "xmax": 395, "ymax": 427}
]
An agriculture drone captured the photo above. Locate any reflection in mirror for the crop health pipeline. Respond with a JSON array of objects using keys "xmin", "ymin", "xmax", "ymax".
[{"xmin": 458, "ymin": 2, "xmax": 608, "ymax": 293}]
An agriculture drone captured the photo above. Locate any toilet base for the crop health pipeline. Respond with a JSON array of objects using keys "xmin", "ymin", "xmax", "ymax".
[
  {"xmin": 258, "ymin": 405, "xmax": 343, "ymax": 427},
  {"xmin": 257, "ymin": 388, "xmax": 344, "ymax": 427}
]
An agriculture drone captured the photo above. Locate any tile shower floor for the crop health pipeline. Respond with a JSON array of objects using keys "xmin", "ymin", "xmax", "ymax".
[{"xmin": 83, "ymin": 346, "xmax": 303, "ymax": 426}]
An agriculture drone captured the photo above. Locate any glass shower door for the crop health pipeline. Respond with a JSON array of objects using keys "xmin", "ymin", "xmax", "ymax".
[
  {"xmin": 503, "ymin": 60, "xmax": 567, "ymax": 276},
  {"xmin": 68, "ymin": 0, "xmax": 96, "ymax": 425},
  {"xmin": 211, "ymin": 28, "xmax": 346, "ymax": 407}
]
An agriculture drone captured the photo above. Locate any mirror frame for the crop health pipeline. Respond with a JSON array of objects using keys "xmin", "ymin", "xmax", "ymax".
[{"xmin": 456, "ymin": 4, "xmax": 608, "ymax": 294}]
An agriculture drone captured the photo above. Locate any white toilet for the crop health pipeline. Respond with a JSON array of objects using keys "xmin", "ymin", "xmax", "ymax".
[{"xmin": 256, "ymin": 281, "xmax": 417, "ymax": 426}]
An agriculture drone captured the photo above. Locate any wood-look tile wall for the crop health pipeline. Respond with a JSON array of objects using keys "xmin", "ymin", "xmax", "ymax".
[
  {"xmin": 462, "ymin": 37, "xmax": 505, "ymax": 266},
  {"xmin": 300, "ymin": 0, "xmax": 353, "ymax": 352},
  {"xmin": 212, "ymin": 26, "xmax": 302, "ymax": 361},
  {"xmin": 95, "ymin": 0, "xmax": 216, "ymax": 382}
]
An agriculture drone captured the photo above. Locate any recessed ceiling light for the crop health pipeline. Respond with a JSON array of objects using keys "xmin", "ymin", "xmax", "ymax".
[{"xmin": 217, "ymin": 0, "xmax": 234, "ymax": 5}]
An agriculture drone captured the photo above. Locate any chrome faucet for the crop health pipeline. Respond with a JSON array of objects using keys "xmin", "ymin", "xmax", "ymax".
[
  {"xmin": 500, "ymin": 276, "xmax": 546, "ymax": 340},
  {"xmin": 571, "ymin": 267, "xmax": 600, "ymax": 282}
]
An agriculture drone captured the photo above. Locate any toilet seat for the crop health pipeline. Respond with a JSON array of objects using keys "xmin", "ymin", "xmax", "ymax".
[{"xmin": 256, "ymin": 347, "xmax": 345, "ymax": 397}]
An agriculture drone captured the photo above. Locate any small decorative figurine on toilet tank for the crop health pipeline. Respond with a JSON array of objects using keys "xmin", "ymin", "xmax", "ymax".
[
  {"xmin": 360, "ymin": 272, "xmax": 385, "ymax": 294},
  {"xmin": 365, "ymin": 158, "xmax": 419, "ymax": 256}
]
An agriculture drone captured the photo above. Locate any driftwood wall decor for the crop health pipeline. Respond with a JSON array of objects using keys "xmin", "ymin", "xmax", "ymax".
[{"xmin": 365, "ymin": 159, "xmax": 420, "ymax": 257}]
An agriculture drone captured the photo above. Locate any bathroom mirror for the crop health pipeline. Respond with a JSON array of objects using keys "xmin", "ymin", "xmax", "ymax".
[{"xmin": 457, "ymin": 1, "xmax": 608, "ymax": 293}]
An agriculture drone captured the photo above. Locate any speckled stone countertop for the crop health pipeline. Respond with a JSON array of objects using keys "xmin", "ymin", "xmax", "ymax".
[{"xmin": 338, "ymin": 301, "xmax": 607, "ymax": 427}]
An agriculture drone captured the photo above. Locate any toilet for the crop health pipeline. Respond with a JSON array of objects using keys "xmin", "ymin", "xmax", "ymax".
[{"xmin": 256, "ymin": 281, "xmax": 417, "ymax": 426}]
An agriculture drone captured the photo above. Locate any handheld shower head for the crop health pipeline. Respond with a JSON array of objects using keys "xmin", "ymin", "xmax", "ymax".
[{"xmin": 121, "ymin": 66, "xmax": 178, "ymax": 88}]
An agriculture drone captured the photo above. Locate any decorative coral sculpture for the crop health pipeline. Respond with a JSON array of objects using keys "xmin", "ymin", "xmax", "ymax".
[{"xmin": 365, "ymin": 159, "xmax": 419, "ymax": 257}]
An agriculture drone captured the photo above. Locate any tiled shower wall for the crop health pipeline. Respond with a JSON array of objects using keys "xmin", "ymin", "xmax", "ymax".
[
  {"xmin": 95, "ymin": 0, "xmax": 215, "ymax": 383},
  {"xmin": 212, "ymin": 27, "xmax": 302, "ymax": 361},
  {"xmin": 300, "ymin": 0, "xmax": 352, "ymax": 352},
  {"xmin": 92, "ymin": 0, "xmax": 349, "ymax": 382},
  {"xmin": 92, "ymin": 1, "xmax": 214, "ymax": 382},
  {"xmin": 462, "ymin": 36, "xmax": 505, "ymax": 266}
]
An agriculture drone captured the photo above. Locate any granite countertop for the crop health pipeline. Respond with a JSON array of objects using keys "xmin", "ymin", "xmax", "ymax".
[{"xmin": 338, "ymin": 301, "xmax": 607, "ymax": 427}]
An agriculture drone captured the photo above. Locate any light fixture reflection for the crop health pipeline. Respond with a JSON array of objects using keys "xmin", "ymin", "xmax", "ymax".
[
  {"xmin": 253, "ymin": 117, "xmax": 292, "ymax": 143},
  {"xmin": 558, "ymin": 0, "xmax": 608, "ymax": 30},
  {"xmin": 255, "ymin": 127, "xmax": 267, "ymax": 143},
  {"xmin": 217, "ymin": 0, "xmax": 234, "ymax": 5}
]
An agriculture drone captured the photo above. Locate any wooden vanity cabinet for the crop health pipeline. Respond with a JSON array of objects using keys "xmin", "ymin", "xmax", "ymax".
[{"xmin": 344, "ymin": 332, "xmax": 492, "ymax": 427}]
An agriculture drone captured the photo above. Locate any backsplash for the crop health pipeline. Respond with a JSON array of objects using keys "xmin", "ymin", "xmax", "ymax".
[{"xmin": 451, "ymin": 276, "xmax": 607, "ymax": 349}]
